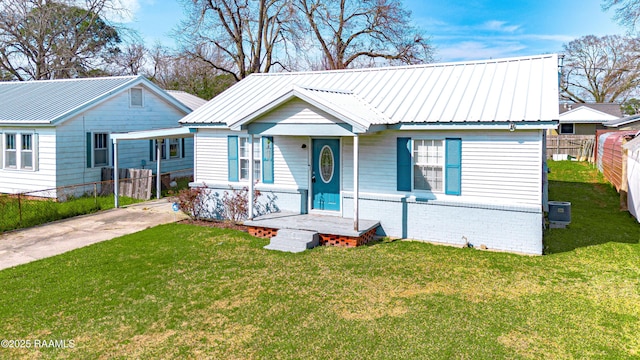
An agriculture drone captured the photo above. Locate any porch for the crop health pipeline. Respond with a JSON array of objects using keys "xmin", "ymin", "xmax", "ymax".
[{"xmin": 245, "ymin": 212, "xmax": 380, "ymax": 247}]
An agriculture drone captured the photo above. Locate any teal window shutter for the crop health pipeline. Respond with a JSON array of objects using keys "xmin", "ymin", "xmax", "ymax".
[
  {"xmin": 228, "ymin": 136, "xmax": 239, "ymax": 182},
  {"xmin": 262, "ymin": 136, "xmax": 274, "ymax": 184},
  {"xmin": 445, "ymin": 138, "xmax": 462, "ymax": 195},
  {"xmin": 149, "ymin": 140, "xmax": 154, "ymax": 161},
  {"xmin": 181, "ymin": 138, "xmax": 186, "ymax": 158},
  {"xmin": 86, "ymin": 132, "xmax": 92, "ymax": 168},
  {"xmin": 397, "ymin": 137, "xmax": 412, "ymax": 191}
]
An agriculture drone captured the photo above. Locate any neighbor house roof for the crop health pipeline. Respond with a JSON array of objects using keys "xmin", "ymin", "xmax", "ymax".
[
  {"xmin": 604, "ymin": 114, "xmax": 640, "ymax": 128},
  {"xmin": 166, "ymin": 90, "xmax": 208, "ymax": 111},
  {"xmin": 180, "ymin": 54, "xmax": 559, "ymax": 130},
  {"xmin": 559, "ymin": 103, "xmax": 623, "ymax": 117},
  {"xmin": 558, "ymin": 106, "xmax": 620, "ymax": 124},
  {"xmin": 0, "ymin": 75, "xmax": 191, "ymax": 125}
]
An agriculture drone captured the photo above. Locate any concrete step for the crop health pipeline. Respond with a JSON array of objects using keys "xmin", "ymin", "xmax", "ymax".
[{"xmin": 264, "ymin": 229, "xmax": 319, "ymax": 253}]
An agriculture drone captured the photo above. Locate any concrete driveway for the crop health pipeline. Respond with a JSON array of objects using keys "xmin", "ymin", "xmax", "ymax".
[{"xmin": 0, "ymin": 199, "xmax": 188, "ymax": 271}]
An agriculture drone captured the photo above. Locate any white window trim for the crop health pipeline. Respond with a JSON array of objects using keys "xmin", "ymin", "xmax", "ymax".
[
  {"xmin": 152, "ymin": 138, "xmax": 184, "ymax": 161},
  {"xmin": 239, "ymin": 136, "xmax": 262, "ymax": 182},
  {"xmin": 90, "ymin": 132, "xmax": 111, "ymax": 168},
  {"xmin": 2, "ymin": 130, "xmax": 38, "ymax": 171},
  {"xmin": 130, "ymin": 87, "xmax": 144, "ymax": 108},
  {"xmin": 412, "ymin": 138, "xmax": 445, "ymax": 193}
]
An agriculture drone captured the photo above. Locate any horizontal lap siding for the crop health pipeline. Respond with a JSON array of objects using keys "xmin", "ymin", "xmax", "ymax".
[
  {"xmin": 195, "ymin": 130, "xmax": 307, "ymax": 188},
  {"xmin": 461, "ymin": 134, "xmax": 541, "ymax": 205},
  {"xmin": 0, "ymin": 128, "xmax": 57, "ymax": 195},
  {"xmin": 343, "ymin": 130, "xmax": 542, "ymax": 206},
  {"xmin": 56, "ymin": 88, "xmax": 189, "ymax": 188},
  {"xmin": 254, "ymin": 98, "xmax": 343, "ymax": 124}
]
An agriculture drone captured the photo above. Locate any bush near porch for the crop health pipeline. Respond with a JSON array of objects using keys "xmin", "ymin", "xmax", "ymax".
[{"xmin": 0, "ymin": 161, "xmax": 638, "ymax": 359}]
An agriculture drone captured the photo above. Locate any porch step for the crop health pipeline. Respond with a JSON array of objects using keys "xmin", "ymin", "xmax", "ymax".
[{"xmin": 264, "ymin": 229, "xmax": 319, "ymax": 253}]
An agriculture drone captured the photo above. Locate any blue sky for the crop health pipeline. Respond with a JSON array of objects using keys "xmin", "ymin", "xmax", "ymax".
[{"xmin": 121, "ymin": 0, "xmax": 627, "ymax": 62}]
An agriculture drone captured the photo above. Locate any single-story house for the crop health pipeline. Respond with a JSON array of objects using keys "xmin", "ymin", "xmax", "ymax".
[
  {"xmin": 554, "ymin": 103, "xmax": 622, "ymax": 135},
  {"xmin": 0, "ymin": 76, "xmax": 197, "ymax": 198},
  {"xmin": 604, "ymin": 114, "xmax": 640, "ymax": 131},
  {"xmin": 180, "ymin": 54, "xmax": 560, "ymax": 255}
]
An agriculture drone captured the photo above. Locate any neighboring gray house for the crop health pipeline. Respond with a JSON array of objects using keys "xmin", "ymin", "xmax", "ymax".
[
  {"xmin": 0, "ymin": 76, "xmax": 196, "ymax": 197},
  {"xmin": 180, "ymin": 54, "xmax": 559, "ymax": 255},
  {"xmin": 555, "ymin": 103, "xmax": 622, "ymax": 135}
]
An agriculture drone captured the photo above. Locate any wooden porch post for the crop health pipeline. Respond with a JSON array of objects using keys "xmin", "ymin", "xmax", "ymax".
[
  {"xmin": 354, "ymin": 134, "xmax": 359, "ymax": 231},
  {"xmin": 114, "ymin": 139, "xmax": 119, "ymax": 208},
  {"xmin": 248, "ymin": 134, "xmax": 255, "ymax": 220},
  {"xmin": 156, "ymin": 139, "xmax": 162, "ymax": 199}
]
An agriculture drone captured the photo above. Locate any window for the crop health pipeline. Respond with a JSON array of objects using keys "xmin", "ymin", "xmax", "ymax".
[
  {"xmin": 413, "ymin": 139, "xmax": 443, "ymax": 192},
  {"xmin": 21, "ymin": 134, "xmax": 33, "ymax": 169},
  {"xmin": 130, "ymin": 88, "xmax": 143, "ymax": 107},
  {"xmin": 3, "ymin": 132, "xmax": 37, "ymax": 171},
  {"xmin": 227, "ymin": 136, "xmax": 274, "ymax": 183},
  {"xmin": 559, "ymin": 123, "xmax": 574, "ymax": 134},
  {"xmin": 94, "ymin": 133, "xmax": 109, "ymax": 166},
  {"xmin": 169, "ymin": 138, "xmax": 180, "ymax": 159},
  {"xmin": 5, "ymin": 133, "xmax": 16, "ymax": 168},
  {"xmin": 239, "ymin": 137, "xmax": 261, "ymax": 181}
]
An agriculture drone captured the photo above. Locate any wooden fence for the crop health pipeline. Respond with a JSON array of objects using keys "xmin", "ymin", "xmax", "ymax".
[
  {"xmin": 101, "ymin": 168, "xmax": 153, "ymax": 200},
  {"xmin": 546, "ymin": 135, "xmax": 596, "ymax": 162}
]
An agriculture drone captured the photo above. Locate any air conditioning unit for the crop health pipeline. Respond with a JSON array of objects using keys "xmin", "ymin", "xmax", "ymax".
[{"xmin": 548, "ymin": 201, "xmax": 571, "ymax": 228}]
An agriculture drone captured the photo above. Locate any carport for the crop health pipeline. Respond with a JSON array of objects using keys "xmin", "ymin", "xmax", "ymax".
[{"xmin": 110, "ymin": 127, "xmax": 196, "ymax": 207}]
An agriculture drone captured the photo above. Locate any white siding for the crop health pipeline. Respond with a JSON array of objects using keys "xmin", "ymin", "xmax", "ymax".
[
  {"xmin": 56, "ymin": 86, "xmax": 189, "ymax": 188},
  {"xmin": 195, "ymin": 129, "xmax": 308, "ymax": 188},
  {"xmin": 0, "ymin": 127, "xmax": 57, "ymax": 195},
  {"xmin": 342, "ymin": 130, "xmax": 543, "ymax": 206},
  {"xmin": 254, "ymin": 98, "xmax": 344, "ymax": 124}
]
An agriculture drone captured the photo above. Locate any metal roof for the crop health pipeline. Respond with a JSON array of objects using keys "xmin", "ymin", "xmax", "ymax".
[
  {"xmin": 180, "ymin": 54, "xmax": 560, "ymax": 129},
  {"xmin": 559, "ymin": 106, "xmax": 620, "ymax": 123},
  {"xmin": 166, "ymin": 90, "xmax": 208, "ymax": 111},
  {"xmin": 604, "ymin": 114, "xmax": 640, "ymax": 128},
  {"xmin": 559, "ymin": 103, "xmax": 623, "ymax": 117},
  {"xmin": 0, "ymin": 76, "xmax": 191, "ymax": 125}
]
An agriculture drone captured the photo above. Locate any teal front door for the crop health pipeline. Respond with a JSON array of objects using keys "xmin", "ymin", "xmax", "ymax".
[{"xmin": 312, "ymin": 139, "xmax": 340, "ymax": 211}]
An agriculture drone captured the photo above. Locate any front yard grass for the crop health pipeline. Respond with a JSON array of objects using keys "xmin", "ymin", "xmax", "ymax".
[{"xmin": 0, "ymin": 161, "xmax": 638, "ymax": 359}]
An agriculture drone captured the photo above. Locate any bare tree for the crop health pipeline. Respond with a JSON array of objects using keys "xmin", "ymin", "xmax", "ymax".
[
  {"xmin": 178, "ymin": 0, "xmax": 296, "ymax": 81},
  {"xmin": 148, "ymin": 45, "xmax": 236, "ymax": 100},
  {"xmin": 0, "ymin": 0, "xmax": 123, "ymax": 80},
  {"xmin": 106, "ymin": 43, "xmax": 147, "ymax": 75},
  {"xmin": 560, "ymin": 35, "xmax": 640, "ymax": 103},
  {"xmin": 294, "ymin": 0, "xmax": 432, "ymax": 70},
  {"xmin": 603, "ymin": 0, "xmax": 640, "ymax": 33}
]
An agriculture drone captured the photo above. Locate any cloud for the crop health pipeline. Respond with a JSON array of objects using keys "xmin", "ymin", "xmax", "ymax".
[
  {"xmin": 435, "ymin": 41, "xmax": 527, "ymax": 62},
  {"xmin": 483, "ymin": 20, "xmax": 521, "ymax": 33}
]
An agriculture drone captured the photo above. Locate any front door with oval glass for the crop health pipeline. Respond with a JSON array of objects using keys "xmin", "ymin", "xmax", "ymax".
[{"xmin": 312, "ymin": 139, "xmax": 340, "ymax": 211}]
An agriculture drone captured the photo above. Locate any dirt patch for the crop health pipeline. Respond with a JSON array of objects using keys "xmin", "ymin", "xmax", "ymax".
[{"xmin": 178, "ymin": 219, "xmax": 248, "ymax": 232}]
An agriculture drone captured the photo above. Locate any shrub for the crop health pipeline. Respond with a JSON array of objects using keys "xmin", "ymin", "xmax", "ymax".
[
  {"xmin": 222, "ymin": 185, "xmax": 261, "ymax": 223},
  {"xmin": 170, "ymin": 185, "xmax": 207, "ymax": 220}
]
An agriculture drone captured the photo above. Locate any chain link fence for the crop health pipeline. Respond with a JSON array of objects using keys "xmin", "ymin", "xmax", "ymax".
[{"xmin": 0, "ymin": 169, "xmax": 193, "ymax": 233}]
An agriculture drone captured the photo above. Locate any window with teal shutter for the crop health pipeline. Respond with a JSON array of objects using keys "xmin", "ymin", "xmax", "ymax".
[
  {"xmin": 262, "ymin": 136, "xmax": 274, "ymax": 184},
  {"xmin": 86, "ymin": 132, "xmax": 92, "ymax": 168},
  {"xmin": 228, "ymin": 136, "xmax": 239, "ymax": 181},
  {"xmin": 397, "ymin": 137, "xmax": 411, "ymax": 191},
  {"xmin": 445, "ymin": 138, "xmax": 462, "ymax": 195}
]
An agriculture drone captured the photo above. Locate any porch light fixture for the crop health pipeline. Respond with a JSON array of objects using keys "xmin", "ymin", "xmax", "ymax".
[
  {"xmin": 509, "ymin": 122, "xmax": 516, "ymax": 132},
  {"xmin": 301, "ymin": 144, "xmax": 307, "ymax": 149}
]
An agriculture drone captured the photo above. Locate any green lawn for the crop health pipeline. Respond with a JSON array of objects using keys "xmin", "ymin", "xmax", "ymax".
[
  {"xmin": 0, "ymin": 161, "xmax": 638, "ymax": 359},
  {"xmin": 0, "ymin": 195, "xmax": 140, "ymax": 233}
]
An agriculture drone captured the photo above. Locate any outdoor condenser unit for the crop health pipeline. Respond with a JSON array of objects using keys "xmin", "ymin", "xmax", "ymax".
[{"xmin": 548, "ymin": 201, "xmax": 571, "ymax": 228}]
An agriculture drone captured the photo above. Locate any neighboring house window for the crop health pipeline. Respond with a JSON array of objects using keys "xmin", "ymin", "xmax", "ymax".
[
  {"xmin": 5, "ymin": 133, "xmax": 16, "ymax": 168},
  {"xmin": 130, "ymin": 88, "xmax": 143, "ymax": 107},
  {"xmin": 559, "ymin": 123, "xmax": 574, "ymax": 134},
  {"xmin": 169, "ymin": 138, "xmax": 180, "ymax": 159},
  {"xmin": 227, "ymin": 136, "xmax": 274, "ymax": 183},
  {"xmin": 149, "ymin": 138, "xmax": 184, "ymax": 161},
  {"xmin": 413, "ymin": 139, "xmax": 444, "ymax": 192},
  {"xmin": 94, "ymin": 133, "xmax": 109, "ymax": 166},
  {"xmin": 397, "ymin": 137, "xmax": 461, "ymax": 195},
  {"xmin": 3, "ymin": 132, "xmax": 38, "ymax": 171}
]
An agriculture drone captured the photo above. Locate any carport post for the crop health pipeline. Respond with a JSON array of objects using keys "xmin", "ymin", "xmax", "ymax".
[
  {"xmin": 248, "ymin": 134, "xmax": 254, "ymax": 219},
  {"xmin": 353, "ymin": 134, "xmax": 359, "ymax": 231},
  {"xmin": 156, "ymin": 138, "xmax": 162, "ymax": 199},
  {"xmin": 114, "ymin": 139, "xmax": 119, "ymax": 208}
]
